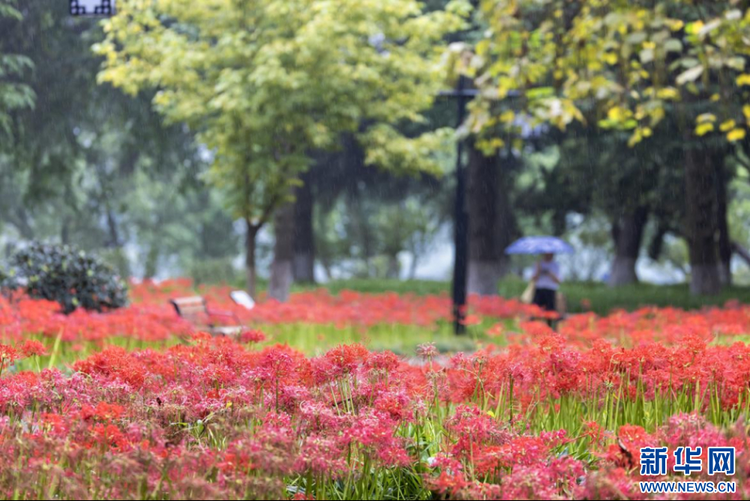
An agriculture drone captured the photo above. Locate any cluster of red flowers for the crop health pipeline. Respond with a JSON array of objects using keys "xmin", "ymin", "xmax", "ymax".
[
  {"xmin": 451, "ymin": 325, "xmax": 750, "ymax": 409},
  {"xmin": 3, "ymin": 279, "xmax": 750, "ymax": 498},
  {"xmin": 5, "ymin": 279, "xmax": 750, "ymax": 351},
  {"xmin": 553, "ymin": 302, "xmax": 750, "ymax": 347},
  {"xmin": 481, "ymin": 301, "xmax": 750, "ymax": 349},
  {"xmin": 0, "ymin": 294, "xmax": 195, "ymax": 343},
  {"xmin": 0, "ymin": 332, "xmax": 747, "ymax": 499},
  {"xmin": 134, "ymin": 279, "xmax": 539, "ymax": 328},
  {"xmin": 0, "ymin": 279, "xmax": 538, "ymax": 345}
]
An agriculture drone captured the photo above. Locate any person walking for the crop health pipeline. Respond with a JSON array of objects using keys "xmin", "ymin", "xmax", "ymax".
[
  {"xmin": 506, "ymin": 236, "xmax": 573, "ymax": 329},
  {"xmin": 532, "ymin": 253, "xmax": 561, "ymax": 325}
]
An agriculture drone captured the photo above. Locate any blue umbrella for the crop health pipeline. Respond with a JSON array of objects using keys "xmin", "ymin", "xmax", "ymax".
[{"xmin": 505, "ymin": 236, "xmax": 575, "ymax": 255}]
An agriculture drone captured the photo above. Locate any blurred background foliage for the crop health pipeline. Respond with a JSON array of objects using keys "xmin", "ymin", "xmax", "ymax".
[{"xmin": 1, "ymin": 0, "xmax": 749, "ymax": 310}]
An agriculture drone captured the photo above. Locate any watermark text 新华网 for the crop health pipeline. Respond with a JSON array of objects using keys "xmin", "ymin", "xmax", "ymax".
[{"xmin": 638, "ymin": 446, "xmax": 736, "ymax": 494}]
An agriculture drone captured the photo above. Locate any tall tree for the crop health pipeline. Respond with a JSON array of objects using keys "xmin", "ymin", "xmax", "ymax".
[
  {"xmin": 310, "ymin": 133, "xmax": 451, "ymax": 280},
  {"xmin": 0, "ymin": 0, "xmax": 34, "ymax": 135},
  {"xmin": 466, "ymin": 141, "xmax": 519, "ymax": 295},
  {"xmin": 97, "ymin": 0, "xmax": 462, "ymax": 298},
  {"xmin": 716, "ymin": 153, "xmax": 733, "ymax": 285},
  {"xmin": 292, "ymin": 168, "xmax": 316, "ymax": 284},
  {"xmin": 269, "ymin": 198, "xmax": 295, "ymax": 301},
  {"xmin": 464, "ymin": 0, "xmax": 750, "ymax": 295},
  {"xmin": 0, "ymin": 0, "xmax": 227, "ymax": 280}
]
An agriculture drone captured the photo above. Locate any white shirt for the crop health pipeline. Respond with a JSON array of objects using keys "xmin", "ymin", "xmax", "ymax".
[{"xmin": 535, "ymin": 261, "xmax": 560, "ymax": 291}]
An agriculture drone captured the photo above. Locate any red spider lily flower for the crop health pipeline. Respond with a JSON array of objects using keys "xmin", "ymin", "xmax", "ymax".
[
  {"xmin": 582, "ymin": 421, "xmax": 609, "ymax": 448},
  {"xmin": 0, "ymin": 344, "xmax": 19, "ymax": 363},
  {"xmin": 425, "ymin": 470, "xmax": 468, "ymax": 498},
  {"xmin": 40, "ymin": 413, "xmax": 68, "ymax": 437},
  {"xmin": 445, "ymin": 406, "xmax": 513, "ymax": 459},
  {"xmin": 486, "ymin": 323, "xmax": 504, "ymax": 337},
  {"xmin": 416, "ymin": 343, "xmax": 439, "ymax": 360},
  {"xmin": 191, "ymin": 331, "xmax": 214, "ymax": 343},
  {"xmin": 19, "ymin": 340, "xmax": 47, "ymax": 358},
  {"xmin": 240, "ymin": 329, "xmax": 266, "ymax": 344},
  {"xmin": 0, "ymin": 344, "xmax": 20, "ymax": 376},
  {"xmin": 365, "ymin": 350, "xmax": 400, "ymax": 372},
  {"xmin": 519, "ymin": 320, "xmax": 555, "ymax": 338},
  {"xmin": 320, "ymin": 344, "xmax": 369, "ymax": 379},
  {"xmin": 90, "ymin": 423, "xmax": 131, "ymax": 452},
  {"xmin": 294, "ymin": 434, "xmax": 348, "ymax": 478},
  {"xmin": 81, "ymin": 402, "xmax": 126, "ymax": 422},
  {"xmin": 462, "ymin": 314, "xmax": 481, "ymax": 326}
]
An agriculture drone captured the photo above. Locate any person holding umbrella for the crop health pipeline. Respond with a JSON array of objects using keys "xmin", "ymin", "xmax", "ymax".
[
  {"xmin": 531, "ymin": 252, "xmax": 561, "ymax": 314},
  {"xmin": 506, "ymin": 236, "xmax": 574, "ymax": 326}
]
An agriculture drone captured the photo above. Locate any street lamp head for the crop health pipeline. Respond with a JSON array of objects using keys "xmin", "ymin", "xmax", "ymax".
[{"xmin": 70, "ymin": 0, "xmax": 115, "ymax": 16}]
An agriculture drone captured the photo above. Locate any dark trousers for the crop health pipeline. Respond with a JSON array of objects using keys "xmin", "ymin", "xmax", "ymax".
[{"xmin": 532, "ymin": 287, "xmax": 556, "ymax": 312}]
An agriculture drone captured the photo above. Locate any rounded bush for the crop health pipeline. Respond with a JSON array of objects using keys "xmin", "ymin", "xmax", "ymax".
[{"xmin": 5, "ymin": 242, "xmax": 128, "ymax": 314}]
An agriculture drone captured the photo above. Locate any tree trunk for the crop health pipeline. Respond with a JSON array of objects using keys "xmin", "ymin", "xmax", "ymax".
[
  {"xmin": 408, "ymin": 252, "xmax": 418, "ymax": 280},
  {"xmin": 61, "ymin": 218, "xmax": 70, "ymax": 245},
  {"xmin": 321, "ymin": 260, "xmax": 333, "ymax": 281},
  {"xmin": 105, "ymin": 207, "xmax": 120, "ymax": 248},
  {"xmin": 684, "ymin": 145, "xmax": 721, "ymax": 295},
  {"xmin": 293, "ymin": 171, "xmax": 315, "ymax": 283},
  {"xmin": 608, "ymin": 206, "xmax": 649, "ymax": 286},
  {"xmin": 145, "ymin": 245, "xmax": 159, "ymax": 279},
  {"xmin": 11, "ymin": 207, "xmax": 34, "ymax": 240},
  {"xmin": 269, "ymin": 200, "xmax": 295, "ymax": 302},
  {"xmin": 386, "ymin": 254, "xmax": 400, "ymax": 279},
  {"xmin": 647, "ymin": 222, "xmax": 669, "ymax": 261},
  {"xmin": 716, "ymin": 158, "xmax": 732, "ymax": 286},
  {"xmin": 494, "ymin": 152, "xmax": 519, "ymax": 281},
  {"xmin": 351, "ymin": 192, "xmax": 373, "ymax": 277},
  {"xmin": 732, "ymin": 241, "xmax": 750, "ymax": 268},
  {"xmin": 467, "ymin": 142, "xmax": 515, "ymax": 296},
  {"xmin": 245, "ymin": 220, "xmax": 259, "ymax": 298}
]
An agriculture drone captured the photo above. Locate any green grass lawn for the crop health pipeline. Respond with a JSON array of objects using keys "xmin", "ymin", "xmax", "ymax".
[
  {"xmin": 262, "ymin": 321, "xmax": 487, "ymax": 357},
  {"xmin": 288, "ymin": 277, "xmax": 750, "ymax": 316}
]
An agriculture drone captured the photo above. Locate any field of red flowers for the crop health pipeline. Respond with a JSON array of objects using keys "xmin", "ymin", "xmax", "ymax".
[
  {"xmin": 0, "ymin": 278, "xmax": 535, "ymax": 344},
  {"xmin": 2, "ymin": 280, "xmax": 750, "ymax": 499}
]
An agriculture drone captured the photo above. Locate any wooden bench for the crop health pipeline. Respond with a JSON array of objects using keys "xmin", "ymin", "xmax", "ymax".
[{"xmin": 170, "ymin": 296, "xmax": 245, "ymax": 337}]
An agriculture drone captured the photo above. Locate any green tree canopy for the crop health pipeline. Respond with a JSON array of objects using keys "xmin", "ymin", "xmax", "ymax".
[
  {"xmin": 456, "ymin": 1, "xmax": 750, "ymax": 145},
  {"xmin": 0, "ymin": 0, "xmax": 236, "ymax": 281},
  {"xmin": 97, "ymin": 0, "xmax": 467, "ymax": 294},
  {"xmin": 0, "ymin": 0, "xmax": 34, "ymax": 134},
  {"xmin": 460, "ymin": 0, "xmax": 750, "ymax": 294}
]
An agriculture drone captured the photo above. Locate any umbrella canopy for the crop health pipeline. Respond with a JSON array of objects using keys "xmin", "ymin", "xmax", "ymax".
[{"xmin": 505, "ymin": 236, "xmax": 575, "ymax": 255}]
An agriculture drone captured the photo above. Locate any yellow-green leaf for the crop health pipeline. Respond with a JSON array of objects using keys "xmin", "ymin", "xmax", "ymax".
[
  {"xmin": 720, "ymin": 120, "xmax": 736, "ymax": 132},
  {"xmin": 727, "ymin": 128, "xmax": 746, "ymax": 142},
  {"xmin": 695, "ymin": 123, "xmax": 714, "ymax": 136},
  {"xmin": 656, "ymin": 88, "xmax": 679, "ymax": 100},
  {"xmin": 603, "ymin": 53, "xmax": 617, "ymax": 65}
]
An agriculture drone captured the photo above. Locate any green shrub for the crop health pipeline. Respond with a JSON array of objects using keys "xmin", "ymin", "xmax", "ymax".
[
  {"xmin": 6, "ymin": 242, "xmax": 128, "ymax": 314},
  {"xmin": 0, "ymin": 265, "xmax": 17, "ymax": 299}
]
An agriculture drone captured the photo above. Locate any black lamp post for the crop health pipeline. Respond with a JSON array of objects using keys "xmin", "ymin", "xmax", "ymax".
[
  {"xmin": 440, "ymin": 79, "xmax": 521, "ymax": 335},
  {"xmin": 439, "ymin": 76, "xmax": 476, "ymax": 335}
]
